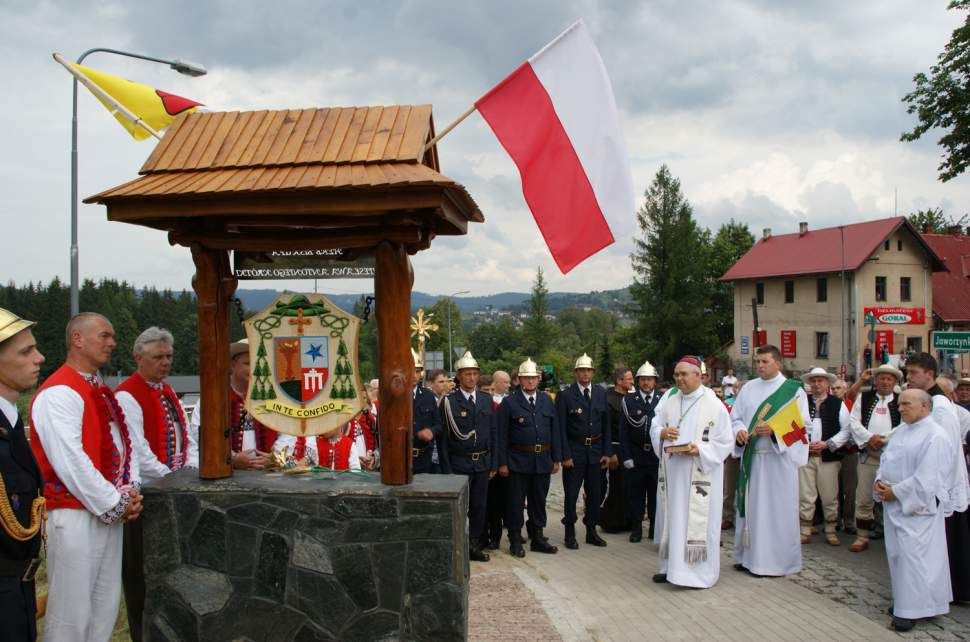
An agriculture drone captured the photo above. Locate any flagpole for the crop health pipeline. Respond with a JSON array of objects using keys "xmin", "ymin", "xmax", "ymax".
[
  {"xmin": 421, "ymin": 104, "xmax": 477, "ymax": 156},
  {"xmin": 60, "ymin": 49, "xmax": 206, "ymax": 317}
]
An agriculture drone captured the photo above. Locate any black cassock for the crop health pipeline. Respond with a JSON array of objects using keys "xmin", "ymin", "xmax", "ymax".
[{"xmin": 598, "ymin": 389, "xmax": 630, "ymax": 532}]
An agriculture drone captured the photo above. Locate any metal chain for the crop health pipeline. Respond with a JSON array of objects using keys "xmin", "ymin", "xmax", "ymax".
[
  {"xmin": 362, "ymin": 295, "xmax": 375, "ymax": 324},
  {"xmin": 231, "ymin": 297, "xmax": 245, "ymax": 325}
]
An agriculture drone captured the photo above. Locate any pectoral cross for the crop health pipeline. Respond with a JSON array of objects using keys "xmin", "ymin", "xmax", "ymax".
[{"xmin": 289, "ymin": 308, "xmax": 312, "ymax": 336}]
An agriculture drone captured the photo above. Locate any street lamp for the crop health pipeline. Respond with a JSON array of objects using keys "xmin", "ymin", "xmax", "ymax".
[
  {"xmin": 69, "ymin": 48, "xmax": 207, "ymax": 316},
  {"xmin": 445, "ymin": 290, "xmax": 470, "ymax": 374}
]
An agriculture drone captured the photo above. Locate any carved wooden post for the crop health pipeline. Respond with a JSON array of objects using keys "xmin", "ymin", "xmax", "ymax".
[
  {"xmin": 375, "ymin": 241, "xmax": 414, "ymax": 485},
  {"xmin": 192, "ymin": 244, "xmax": 237, "ymax": 479}
]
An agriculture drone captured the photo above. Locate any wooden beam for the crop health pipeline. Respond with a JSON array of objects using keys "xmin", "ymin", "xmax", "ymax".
[
  {"xmin": 169, "ymin": 227, "xmax": 425, "ymax": 252},
  {"xmin": 192, "ymin": 245, "xmax": 236, "ymax": 479},
  {"xmin": 375, "ymin": 241, "xmax": 414, "ymax": 485}
]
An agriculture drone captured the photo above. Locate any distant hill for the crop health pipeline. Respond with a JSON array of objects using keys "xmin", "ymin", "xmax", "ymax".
[{"xmin": 235, "ymin": 287, "xmax": 632, "ymax": 316}]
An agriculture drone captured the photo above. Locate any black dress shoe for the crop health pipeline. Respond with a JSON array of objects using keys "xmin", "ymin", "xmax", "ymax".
[
  {"xmin": 486, "ymin": 538, "xmax": 501, "ymax": 550},
  {"xmin": 586, "ymin": 529, "xmax": 607, "ymax": 547},
  {"xmin": 509, "ymin": 535, "xmax": 526, "ymax": 558},
  {"xmin": 733, "ymin": 563, "xmax": 746, "ymax": 572},
  {"xmin": 530, "ymin": 537, "xmax": 558, "ymax": 554},
  {"xmin": 652, "ymin": 573, "xmax": 668, "ymax": 583},
  {"xmin": 629, "ymin": 529, "xmax": 642, "ymax": 543},
  {"xmin": 470, "ymin": 546, "xmax": 490, "ymax": 562},
  {"xmin": 891, "ymin": 616, "xmax": 915, "ymax": 632},
  {"xmin": 564, "ymin": 525, "xmax": 579, "ymax": 550}
]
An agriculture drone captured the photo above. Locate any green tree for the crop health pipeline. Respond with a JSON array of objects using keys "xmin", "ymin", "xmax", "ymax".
[
  {"xmin": 908, "ymin": 207, "xmax": 969, "ymax": 233},
  {"xmin": 521, "ymin": 267, "xmax": 554, "ymax": 358},
  {"xmin": 596, "ymin": 335, "xmax": 613, "ymax": 382},
  {"xmin": 901, "ymin": 1, "xmax": 970, "ymax": 182},
  {"xmin": 629, "ymin": 165, "xmax": 716, "ymax": 378},
  {"xmin": 707, "ymin": 220, "xmax": 756, "ymax": 345}
]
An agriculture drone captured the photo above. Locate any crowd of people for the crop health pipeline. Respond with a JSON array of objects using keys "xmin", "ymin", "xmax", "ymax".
[{"xmin": 1, "ymin": 305, "xmax": 969, "ymax": 640}]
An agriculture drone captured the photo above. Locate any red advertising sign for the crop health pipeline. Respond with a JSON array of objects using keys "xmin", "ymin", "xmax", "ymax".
[
  {"xmin": 780, "ymin": 330, "xmax": 796, "ymax": 357},
  {"xmin": 875, "ymin": 330, "xmax": 894, "ymax": 355},
  {"xmin": 863, "ymin": 307, "xmax": 925, "ymax": 325},
  {"xmin": 754, "ymin": 329, "xmax": 767, "ymax": 347}
]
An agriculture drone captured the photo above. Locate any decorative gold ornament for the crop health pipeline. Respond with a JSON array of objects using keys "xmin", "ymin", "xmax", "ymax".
[
  {"xmin": 409, "ymin": 308, "xmax": 439, "ymax": 360},
  {"xmin": 0, "ymin": 476, "xmax": 45, "ymax": 542}
]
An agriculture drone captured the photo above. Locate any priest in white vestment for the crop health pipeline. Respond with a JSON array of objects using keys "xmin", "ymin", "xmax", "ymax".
[
  {"xmin": 650, "ymin": 356, "xmax": 734, "ymax": 588},
  {"xmin": 875, "ymin": 389, "xmax": 952, "ymax": 632},
  {"xmin": 731, "ymin": 345, "xmax": 810, "ymax": 576}
]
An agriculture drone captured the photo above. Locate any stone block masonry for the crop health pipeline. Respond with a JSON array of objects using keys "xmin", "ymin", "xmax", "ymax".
[{"xmin": 140, "ymin": 469, "xmax": 469, "ymax": 641}]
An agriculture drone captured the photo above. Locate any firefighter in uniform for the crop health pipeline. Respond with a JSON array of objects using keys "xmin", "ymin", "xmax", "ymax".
[
  {"xmin": 498, "ymin": 358, "xmax": 561, "ymax": 557},
  {"xmin": 0, "ymin": 308, "xmax": 45, "ymax": 642},
  {"xmin": 618, "ymin": 360, "xmax": 662, "ymax": 542},
  {"xmin": 411, "ymin": 348, "xmax": 442, "ymax": 474},
  {"xmin": 440, "ymin": 351, "xmax": 496, "ymax": 562}
]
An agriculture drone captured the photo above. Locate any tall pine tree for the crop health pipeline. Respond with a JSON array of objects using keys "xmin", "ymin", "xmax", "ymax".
[
  {"xmin": 629, "ymin": 166, "xmax": 716, "ymax": 377},
  {"xmin": 521, "ymin": 267, "xmax": 553, "ymax": 358}
]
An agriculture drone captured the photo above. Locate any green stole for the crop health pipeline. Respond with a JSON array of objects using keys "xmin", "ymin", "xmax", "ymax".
[{"xmin": 735, "ymin": 378, "xmax": 803, "ymax": 519}]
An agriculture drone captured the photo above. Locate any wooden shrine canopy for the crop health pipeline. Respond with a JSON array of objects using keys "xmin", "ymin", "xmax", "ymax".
[{"xmin": 86, "ymin": 105, "xmax": 483, "ymax": 484}]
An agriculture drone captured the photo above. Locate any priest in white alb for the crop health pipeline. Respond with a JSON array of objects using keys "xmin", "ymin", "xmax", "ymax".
[
  {"xmin": 649, "ymin": 356, "xmax": 734, "ymax": 588},
  {"xmin": 731, "ymin": 345, "xmax": 810, "ymax": 576},
  {"xmin": 875, "ymin": 389, "xmax": 952, "ymax": 632}
]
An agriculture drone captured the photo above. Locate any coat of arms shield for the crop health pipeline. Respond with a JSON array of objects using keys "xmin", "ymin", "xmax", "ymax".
[{"xmin": 243, "ymin": 293, "xmax": 364, "ymax": 437}]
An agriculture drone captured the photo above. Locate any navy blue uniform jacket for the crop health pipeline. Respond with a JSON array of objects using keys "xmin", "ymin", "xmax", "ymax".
[
  {"xmin": 439, "ymin": 389, "xmax": 497, "ymax": 474},
  {"xmin": 556, "ymin": 383, "xmax": 612, "ymax": 466},
  {"xmin": 618, "ymin": 390, "xmax": 661, "ymax": 467},
  {"xmin": 497, "ymin": 389, "xmax": 561, "ymax": 474},
  {"xmin": 412, "ymin": 385, "xmax": 442, "ymax": 471}
]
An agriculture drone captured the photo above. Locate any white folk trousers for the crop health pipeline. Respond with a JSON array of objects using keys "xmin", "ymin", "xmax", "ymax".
[
  {"xmin": 44, "ymin": 508, "xmax": 123, "ymax": 642},
  {"xmin": 798, "ymin": 457, "xmax": 841, "ymax": 533}
]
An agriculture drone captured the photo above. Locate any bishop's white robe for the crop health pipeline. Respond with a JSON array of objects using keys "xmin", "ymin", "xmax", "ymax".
[
  {"xmin": 731, "ymin": 373, "xmax": 810, "ymax": 576},
  {"xmin": 650, "ymin": 386, "xmax": 734, "ymax": 588},
  {"xmin": 876, "ymin": 415, "xmax": 952, "ymax": 620}
]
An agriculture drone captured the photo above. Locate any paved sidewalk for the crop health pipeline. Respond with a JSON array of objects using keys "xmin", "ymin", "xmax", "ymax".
[{"xmin": 470, "ymin": 504, "xmax": 891, "ymax": 641}]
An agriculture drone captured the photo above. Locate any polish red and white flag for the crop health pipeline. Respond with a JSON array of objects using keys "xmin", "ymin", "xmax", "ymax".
[{"xmin": 475, "ymin": 20, "xmax": 636, "ymax": 274}]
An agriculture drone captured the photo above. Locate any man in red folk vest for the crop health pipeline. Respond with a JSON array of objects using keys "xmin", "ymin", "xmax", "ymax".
[
  {"xmin": 114, "ymin": 326, "xmax": 191, "ymax": 641},
  {"xmin": 30, "ymin": 312, "xmax": 143, "ymax": 642},
  {"xmin": 187, "ymin": 339, "xmax": 276, "ymax": 469}
]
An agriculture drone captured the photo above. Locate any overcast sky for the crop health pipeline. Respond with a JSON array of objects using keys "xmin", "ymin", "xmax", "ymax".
[{"xmin": 2, "ymin": 1, "xmax": 968, "ymax": 298}]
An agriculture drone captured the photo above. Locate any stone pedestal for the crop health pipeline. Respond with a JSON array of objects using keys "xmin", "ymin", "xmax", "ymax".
[{"xmin": 141, "ymin": 469, "xmax": 469, "ymax": 641}]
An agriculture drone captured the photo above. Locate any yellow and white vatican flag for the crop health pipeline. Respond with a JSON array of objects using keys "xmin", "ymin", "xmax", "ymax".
[{"xmin": 53, "ymin": 53, "xmax": 203, "ymax": 140}]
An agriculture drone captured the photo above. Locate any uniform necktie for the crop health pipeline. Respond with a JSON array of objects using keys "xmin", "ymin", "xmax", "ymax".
[
  {"xmin": 584, "ymin": 387, "xmax": 590, "ymax": 402},
  {"xmin": 529, "ymin": 396, "xmax": 536, "ymax": 409}
]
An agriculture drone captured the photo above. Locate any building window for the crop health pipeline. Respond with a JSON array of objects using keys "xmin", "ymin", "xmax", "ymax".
[
  {"xmin": 897, "ymin": 239, "xmax": 903, "ymax": 251},
  {"xmin": 756, "ymin": 282, "xmax": 765, "ymax": 305},
  {"xmin": 884, "ymin": 239, "xmax": 890, "ymax": 251},
  {"xmin": 817, "ymin": 278, "xmax": 827, "ymax": 302},
  {"xmin": 875, "ymin": 276, "xmax": 887, "ymax": 302},
  {"xmin": 816, "ymin": 332, "xmax": 829, "ymax": 358},
  {"xmin": 900, "ymin": 276, "xmax": 911, "ymax": 302},
  {"xmin": 907, "ymin": 336, "xmax": 922, "ymax": 353},
  {"xmin": 784, "ymin": 280, "xmax": 794, "ymax": 303}
]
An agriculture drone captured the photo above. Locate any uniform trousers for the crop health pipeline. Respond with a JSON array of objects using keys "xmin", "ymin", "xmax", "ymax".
[
  {"xmin": 0, "ymin": 576, "xmax": 37, "ymax": 641},
  {"xmin": 483, "ymin": 475, "xmax": 509, "ymax": 545},
  {"xmin": 123, "ymin": 518, "xmax": 146, "ymax": 641},
  {"xmin": 798, "ymin": 457, "xmax": 841, "ymax": 533},
  {"xmin": 625, "ymin": 465, "xmax": 659, "ymax": 538},
  {"xmin": 507, "ymin": 472, "xmax": 550, "ymax": 532},
  {"xmin": 722, "ymin": 456, "xmax": 740, "ymax": 522},
  {"xmin": 460, "ymin": 470, "xmax": 489, "ymax": 543},
  {"xmin": 562, "ymin": 463, "xmax": 601, "ymax": 527},
  {"xmin": 45, "ymin": 509, "xmax": 123, "ymax": 642},
  {"xmin": 839, "ymin": 451, "xmax": 858, "ymax": 527},
  {"xmin": 854, "ymin": 455, "xmax": 880, "ymax": 528}
]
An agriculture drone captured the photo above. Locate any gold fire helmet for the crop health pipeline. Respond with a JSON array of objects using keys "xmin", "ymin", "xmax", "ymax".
[
  {"xmin": 574, "ymin": 353, "xmax": 594, "ymax": 370},
  {"xmin": 635, "ymin": 360, "xmax": 659, "ymax": 379},
  {"xmin": 411, "ymin": 347, "xmax": 424, "ymax": 370},
  {"xmin": 455, "ymin": 350, "xmax": 479, "ymax": 371},
  {"xmin": 518, "ymin": 357, "xmax": 540, "ymax": 378},
  {"xmin": 0, "ymin": 308, "xmax": 34, "ymax": 345}
]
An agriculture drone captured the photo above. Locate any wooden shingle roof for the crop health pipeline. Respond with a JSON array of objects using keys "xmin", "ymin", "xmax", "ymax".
[{"xmin": 85, "ymin": 105, "xmax": 482, "ymax": 255}]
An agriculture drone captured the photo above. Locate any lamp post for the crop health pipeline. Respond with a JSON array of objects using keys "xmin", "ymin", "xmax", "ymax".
[
  {"xmin": 70, "ymin": 48, "xmax": 206, "ymax": 316},
  {"xmin": 445, "ymin": 289, "xmax": 470, "ymax": 374}
]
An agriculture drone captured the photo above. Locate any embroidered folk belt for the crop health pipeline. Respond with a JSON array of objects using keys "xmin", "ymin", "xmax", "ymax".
[
  {"xmin": 0, "ymin": 557, "xmax": 41, "ymax": 582},
  {"xmin": 511, "ymin": 443, "xmax": 551, "ymax": 454},
  {"xmin": 569, "ymin": 434, "xmax": 601, "ymax": 447},
  {"xmin": 450, "ymin": 449, "xmax": 490, "ymax": 461}
]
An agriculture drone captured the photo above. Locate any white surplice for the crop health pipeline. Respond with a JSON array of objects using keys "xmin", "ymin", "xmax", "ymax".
[
  {"xmin": 930, "ymin": 393, "xmax": 969, "ymax": 516},
  {"xmin": 650, "ymin": 385, "xmax": 734, "ymax": 588},
  {"xmin": 876, "ymin": 415, "xmax": 952, "ymax": 620},
  {"xmin": 730, "ymin": 373, "xmax": 810, "ymax": 576},
  {"xmin": 32, "ymin": 380, "xmax": 140, "ymax": 642}
]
